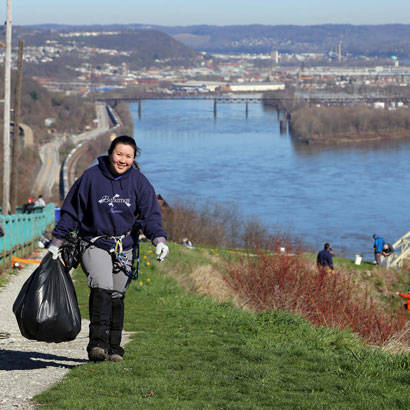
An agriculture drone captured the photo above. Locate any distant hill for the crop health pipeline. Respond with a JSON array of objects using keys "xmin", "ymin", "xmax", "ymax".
[
  {"xmin": 19, "ymin": 23, "xmax": 410, "ymax": 58},
  {"xmin": 151, "ymin": 24, "xmax": 410, "ymax": 58},
  {"xmin": 12, "ymin": 26, "xmax": 199, "ymax": 73},
  {"xmin": 12, "ymin": 23, "xmax": 410, "ymax": 80}
]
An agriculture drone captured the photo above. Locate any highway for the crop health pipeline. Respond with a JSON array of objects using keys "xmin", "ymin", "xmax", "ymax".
[
  {"xmin": 32, "ymin": 102, "xmax": 114, "ymax": 201},
  {"xmin": 70, "ymin": 102, "xmax": 110, "ymax": 144},
  {"xmin": 33, "ymin": 139, "xmax": 62, "ymax": 198}
]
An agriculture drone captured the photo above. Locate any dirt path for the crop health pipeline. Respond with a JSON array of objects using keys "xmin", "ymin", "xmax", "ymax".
[
  {"xmin": 0, "ymin": 250, "xmax": 119, "ymax": 410},
  {"xmin": 0, "ymin": 253, "xmax": 90, "ymax": 409},
  {"xmin": 0, "ymin": 251, "xmax": 132, "ymax": 409}
]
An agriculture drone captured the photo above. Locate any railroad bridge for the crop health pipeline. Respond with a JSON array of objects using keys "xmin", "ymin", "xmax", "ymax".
[{"xmin": 98, "ymin": 94, "xmax": 410, "ymax": 119}]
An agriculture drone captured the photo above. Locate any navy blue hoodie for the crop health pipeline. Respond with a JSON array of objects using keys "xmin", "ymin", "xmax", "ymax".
[
  {"xmin": 316, "ymin": 249, "xmax": 334, "ymax": 269},
  {"xmin": 52, "ymin": 156, "xmax": 167, "ymax": 251}
]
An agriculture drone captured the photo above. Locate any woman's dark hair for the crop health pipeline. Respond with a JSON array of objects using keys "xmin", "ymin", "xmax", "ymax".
[{"xmin": 108, "ymin": 135, "xmax": 140, "ymax": 169}]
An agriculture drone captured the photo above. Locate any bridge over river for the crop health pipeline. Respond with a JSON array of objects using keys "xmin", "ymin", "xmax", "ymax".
[{"xmin": 98, "ymin": 92, "xmax": 410, "ymax": 119}]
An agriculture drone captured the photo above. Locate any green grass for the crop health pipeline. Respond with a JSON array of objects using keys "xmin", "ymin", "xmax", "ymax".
[
  {"xmin": 302, "ymin": 252, "xmax": 410, "ymax": 312},
  {"xmin": 0, "ymin": 266, "xmax": 22, "ymax": 288},
  {"xmin": 304, "ymin": 253, "xmax": 378, "ymax": 271},
  {"xmin": 33, "ymin": 242, "xmax": 410, "ymax": 409},
  {"xmin": 333, "ymin": 256, "xmax": 377, "ymax": 270},
  {"xmin": 0, "ymin": 277, "xmax": 8, "ymax": 288}
]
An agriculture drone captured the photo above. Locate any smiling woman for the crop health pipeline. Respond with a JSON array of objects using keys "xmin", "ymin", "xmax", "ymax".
[
  {"xmin": 109, "ymin": 144, "xmax": 134, "ymax": 174},
  {"xmin": 108, "ymin": 136, "xmax": 140, "ymax": 175},
  {"xmin": 49, "ymin": 134, "xmax": 169, "ymax": 362}
]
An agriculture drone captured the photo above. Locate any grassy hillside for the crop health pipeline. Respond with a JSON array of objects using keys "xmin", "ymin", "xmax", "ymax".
[{"xmin": 34, "ymin": 242, "xmax": 409, "ymax": 409}]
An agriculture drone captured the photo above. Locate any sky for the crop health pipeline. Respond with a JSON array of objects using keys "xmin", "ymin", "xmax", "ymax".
[{"xmin": 6, "ymin": 1, "xmax": 410, "ymax": 26}]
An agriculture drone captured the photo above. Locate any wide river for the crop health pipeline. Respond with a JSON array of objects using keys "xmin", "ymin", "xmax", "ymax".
[{"xmin": 130, "ymin": 98, "xmax": 410, "ymax": 259}]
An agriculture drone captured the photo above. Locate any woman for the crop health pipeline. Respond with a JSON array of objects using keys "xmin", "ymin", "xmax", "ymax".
[{"xmin": 49, "ymin": 135, "xmax": 168, "ymax": 362}]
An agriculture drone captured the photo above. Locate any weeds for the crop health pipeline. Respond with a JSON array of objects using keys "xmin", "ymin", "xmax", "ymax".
[
  {"xmin": 224, "ymin": 245, "xmax": 409, "ymax": 346},
  {"xmin": 161, "ymin": 202, "xmax": 408, "ymax": 346},
  {"xmin": 35, "ymin": 243, "xmax": 410, "ymax": 409},
  {"xmin": 162, "ymin": 200, "xmax": 304, "ymax": 251}
]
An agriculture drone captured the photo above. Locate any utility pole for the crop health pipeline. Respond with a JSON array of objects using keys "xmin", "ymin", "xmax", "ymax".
[
  {"xmin": 2, "ymin": 0, "xmax": 12, "ymax": 215},
  {"xmin": 10, "ymin": 40, "xmax": 24, "ymax": 214}
]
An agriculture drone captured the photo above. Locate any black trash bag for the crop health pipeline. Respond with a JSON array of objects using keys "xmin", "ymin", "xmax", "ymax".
[{"xmin": 12, "ymin": 252, "xmax": 81, "ymax": 343}]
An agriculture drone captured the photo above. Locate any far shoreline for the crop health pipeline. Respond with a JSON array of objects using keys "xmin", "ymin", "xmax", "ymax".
[{"xmin": 292, "ymin": 130, "xmax": 410, "ymax": 146}]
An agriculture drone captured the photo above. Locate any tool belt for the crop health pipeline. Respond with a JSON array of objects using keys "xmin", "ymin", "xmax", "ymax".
[{"xmin": 60, "ymin": 231, "xmax": 139, "ymax": 280}]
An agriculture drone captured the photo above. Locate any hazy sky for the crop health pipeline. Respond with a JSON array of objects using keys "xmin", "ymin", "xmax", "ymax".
[{"xmin": 7, "ymin": 1, "xmax": 410, "ymax": 26}]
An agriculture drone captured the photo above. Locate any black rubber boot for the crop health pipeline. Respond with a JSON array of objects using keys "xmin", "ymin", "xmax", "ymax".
[
  {"xmin": 87, "ymin": 288, "xmax": 112, "ymax": 361},
  {"xmin": 109, "ymin": 297, "xmax": 125, "ymax": 362}
]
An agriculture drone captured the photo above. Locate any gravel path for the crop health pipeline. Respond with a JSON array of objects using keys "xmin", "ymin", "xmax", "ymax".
[{"xmin": 0, "ymin": 252, "xmax": 109, "ymax": 409}]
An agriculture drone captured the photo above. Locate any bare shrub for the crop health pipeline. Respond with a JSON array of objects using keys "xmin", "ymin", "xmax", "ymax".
[
  {"xmin": 162, "ymin": 201, "xmax": 301, "ymax": 250},
  {"xmin": 291, "ymin": 105, "xmax": 410, "ymax": 140},
  {"xmin": 162, "ymin": 201, "xmax": 240, "ymax": 247},
  {"xmin": 161, "ymin": 200, "xmax": 407, "ymax": 346},
  {"xmin": 224, "ymin": 248, "xmax": 408, "ymax": 346}
]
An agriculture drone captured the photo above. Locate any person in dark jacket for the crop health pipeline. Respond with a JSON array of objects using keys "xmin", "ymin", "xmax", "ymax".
[
  {"xmin": 49, "ymin": 135, "xmax": 168, "ymax": 362},
  {"xmin": 22, "ymin": 197, "xmax": 35, "ymax": 214},
  {"xmin": 317, "ymin": 243, "xmax": 334, "ymax": 273},
  {"xmin": 381, "ymin": 242, "xmax": 394, "ymax": 266}
]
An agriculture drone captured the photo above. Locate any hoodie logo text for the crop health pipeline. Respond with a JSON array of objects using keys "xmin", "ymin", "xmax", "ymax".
[{"xmin": 98, "ymin": 194, "xmax": 131, "ymax": 208}]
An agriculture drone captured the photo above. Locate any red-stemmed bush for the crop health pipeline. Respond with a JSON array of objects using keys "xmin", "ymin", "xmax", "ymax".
[{"xmin": 224, "ymin": 246, "xmax": 408, "ymax": 346}]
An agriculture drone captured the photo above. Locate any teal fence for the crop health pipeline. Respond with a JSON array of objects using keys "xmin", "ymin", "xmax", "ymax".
[{"xmin": 0, "ymin": 203, "xmax": 55, "ymax": 266}]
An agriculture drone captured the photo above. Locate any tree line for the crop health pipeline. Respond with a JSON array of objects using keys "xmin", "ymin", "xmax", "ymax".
[{"xmin": 289, "ymin": 105, "xmax": 410, "ymax": 143}]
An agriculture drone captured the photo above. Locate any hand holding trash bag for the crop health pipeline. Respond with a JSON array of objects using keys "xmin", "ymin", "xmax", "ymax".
[
  {"xmin": 13, "ymin": 252, "xmax": 81, "ymax": 343},
  {"xmin": 47, "ymin": 236, "xmax": 63, "ymax": 262},
  {"xmin": 48, "ymin": 244, "xmax": 60, "ymax": 259}
]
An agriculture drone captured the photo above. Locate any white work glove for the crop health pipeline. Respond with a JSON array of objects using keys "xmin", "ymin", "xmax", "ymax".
[
  {"xmin": 155, "ymin": 242, "xmax": 169, "ymax": 262},
  {"xmin": 48, "ymin": 244, "xmax": 60, "ymax": 260}
]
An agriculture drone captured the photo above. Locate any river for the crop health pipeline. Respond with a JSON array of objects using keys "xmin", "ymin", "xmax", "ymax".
[{"xmin": 130, "ymin": 98, "xmax": 410, "ymax": 259}]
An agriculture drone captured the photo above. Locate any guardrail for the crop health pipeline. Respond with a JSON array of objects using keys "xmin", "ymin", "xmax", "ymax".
[{"xmin": 0, "ymin": 203, "xmax": 55, "ymax": 267}]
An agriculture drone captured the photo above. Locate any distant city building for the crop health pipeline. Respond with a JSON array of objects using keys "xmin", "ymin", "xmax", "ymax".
[
  {"xmin": 228, "ymin": 82, "xmax": 285, "ymax": 92},
  {"xmin": 173, "ymin": 81, "xmax": 285, "ymax": 93}
]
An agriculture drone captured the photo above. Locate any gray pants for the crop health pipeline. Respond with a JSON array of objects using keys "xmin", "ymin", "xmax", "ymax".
[
  {"xmin": 375, "ymin": 252, "xmax": 382, "ymax": 266},
  {"xmin": 81, "ymin": 245, "xmax": 132, "ymax": 298}
]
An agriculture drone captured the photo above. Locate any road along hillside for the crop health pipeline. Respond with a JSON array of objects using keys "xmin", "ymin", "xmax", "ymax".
[{"xmin": 33, "ymin": 102, "xmax": 115, "ymax": 200}]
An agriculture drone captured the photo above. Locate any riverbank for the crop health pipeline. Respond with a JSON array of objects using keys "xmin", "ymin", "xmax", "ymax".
[
  {"xmin": 289, "ymin": 105, "xmax": 410, "ymax": 146},
  {"xmin": 293, "ymin": 130, "xmax": 410, "ymax": 145}
]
